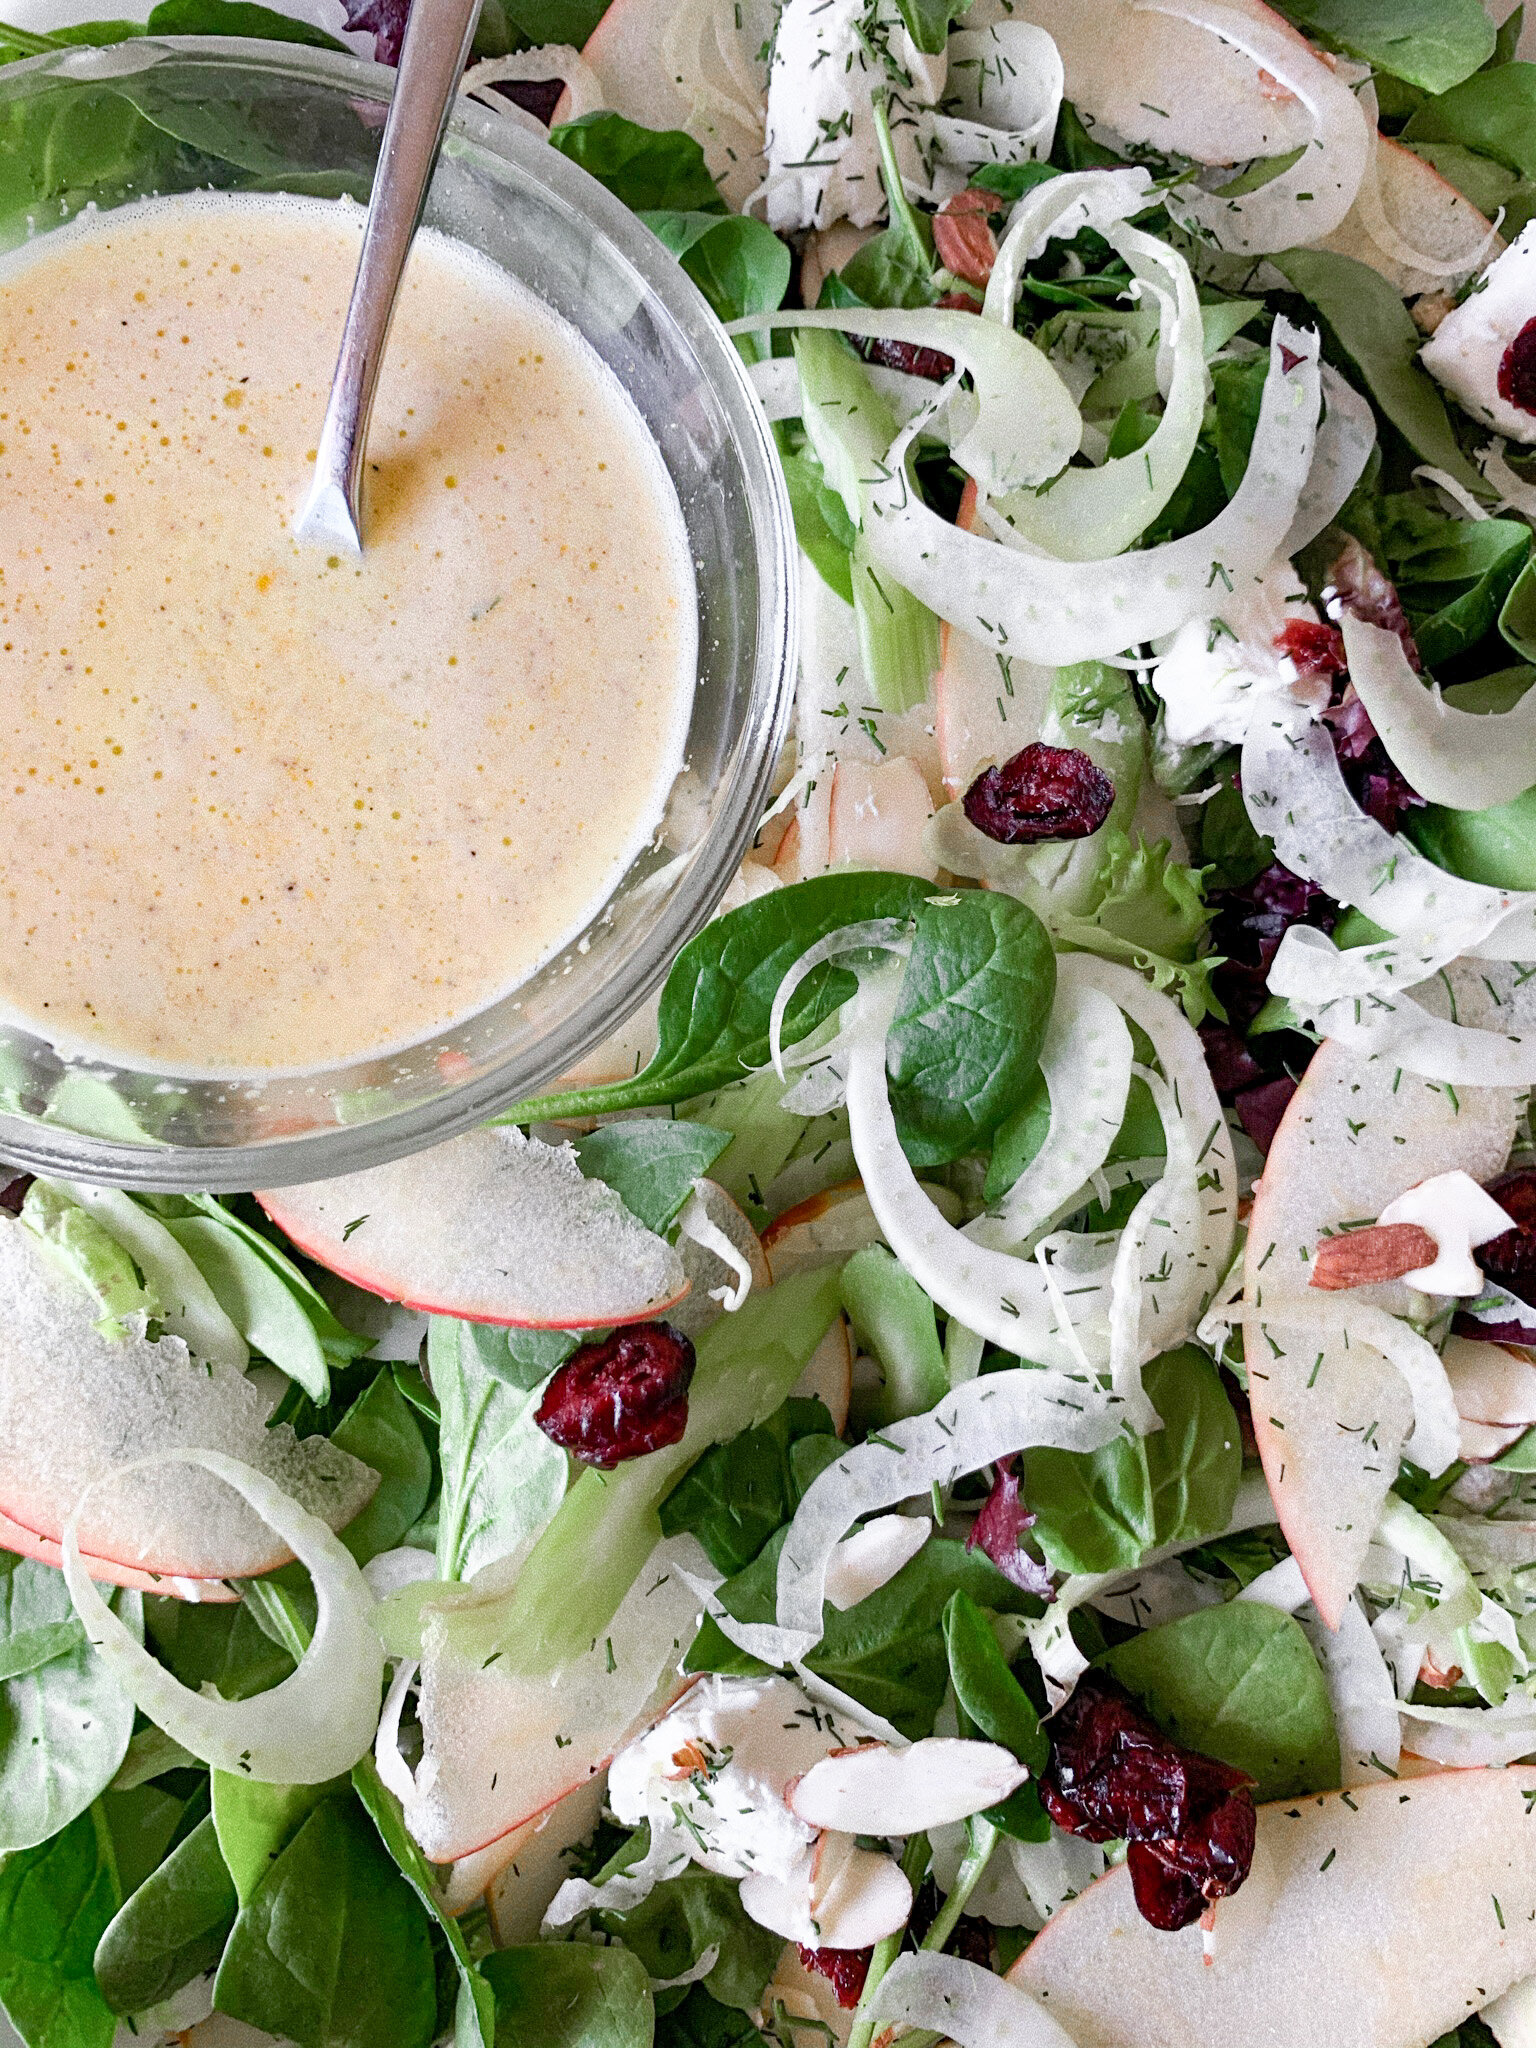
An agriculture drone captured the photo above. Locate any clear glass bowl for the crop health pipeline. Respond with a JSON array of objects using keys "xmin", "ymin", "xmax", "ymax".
[{"xmin": 0, "ymin": 35, "xmax": 795, "ymax": 1190}]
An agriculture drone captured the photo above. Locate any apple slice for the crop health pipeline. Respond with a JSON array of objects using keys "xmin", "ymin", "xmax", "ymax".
[
  {"xmin": 0, "ymin": 1216, "xmax": 375, "ymax": 1582},
  {"xmin": 1244, "ymin": 1040, "xmax": 1517, "ymax": 1627},
  {"xmin": 826, "ymin": 757, "xmax": 938, "ymax": 880},
  {"xmin": 452, "ymin": 1774, "xmax": 606, "ymax": 1928},
  {"xmin": 1323, "ymin": 134, "xmax": 1500, "ymax": 297},
  {"xmin": 403, "ymin": 1538, "xmax": 704, "ymax": 1863},
  {"xmin": 934, "ymin": 481, "xmax": 1053, "ymax": 797},
  {"xmin": 0, "ymin": 1504, "xmax": 238, "ymax": 1603},
  {"xmin": 763, "ymin": 1182, "xmax": 885, "ymax": 1283},
  {"xmin": 583, "ymin": 0, "xmax": 764, "ymax": 209},
  {"xmin": 258, "ymin": 1125, "xmax": 688, "ymax": 1330},
  {"xmin": 792, "ymin": 1316, "xmax": 854, "ymax": 1434},
  {"xmin": 764, "ymin": 1944, "xmax": 856, "ymax": 2047},
  {"xmin": 988, "ymin": 0, "xmax": 1321, "ymax": 167},
  {"xmin": 1013, "ymin": 1771, "xmax": 1536, "ymax": 2048}
]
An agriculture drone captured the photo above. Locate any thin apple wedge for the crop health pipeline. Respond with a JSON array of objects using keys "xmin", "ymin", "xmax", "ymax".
[
  {"xmin": 402, "ymin": 1538, "xmax": 704, "ymax": 1862},
  {"xmin": 1013, "ymin": 1771, "xmax": 1536, "ymax": 2048},
  {"xmin": 1323, "ymin": 133, "xmax": 1500, "ymax": 296},
  {"xmin": 0, "ymin": 1504, "xmax": 237, "ymax": 1603},
  {"xmin": 1243, "ymin": 1039, "xmax": 1517, "ymax": 1626},
  {"xmin": 0, "ymin": 1215, "xmax": 375, "ymax": 1581},
  {"xmin": 258, "ymin": 1125, "xmax": 688, "ymax": 1330}
]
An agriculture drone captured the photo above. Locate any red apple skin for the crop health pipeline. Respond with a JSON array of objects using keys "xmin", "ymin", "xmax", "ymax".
[
  {"xmin": 0, "ymin": 1505, "xmax": 239, "ymax": 1603},
  {"xmin": 255, "ymin": 1192, "xmax": 691, "ymax": 1333}
]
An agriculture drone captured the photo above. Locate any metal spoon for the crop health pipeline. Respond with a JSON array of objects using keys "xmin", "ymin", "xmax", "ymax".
[{"xmin": 295, "ymin": 0, "xmax": 482, "ymax": 553}]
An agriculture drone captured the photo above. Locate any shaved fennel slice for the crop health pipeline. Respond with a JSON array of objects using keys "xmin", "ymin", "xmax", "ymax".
[
  {"xmin": 1284, "ymin": 366, "xmax": 1376, "ymax": 557},
  {"xmin": 926, "ymin": 23, "xmax": 1062, "ymax": 189},
  {"xmin": 1268, "ymin": 927, "xmax": 1536, "ymax": 1082},
  {"xmin": 732, "ymin": 308, "xmax": 1082, "ymax": 494},
  {"xmin": 845, "ymin": 963, "xmax": 1109, "ymax": 1363},
  {"xmin": 1342, "ymin": 616, "xmax": 1536, "ymax": 810},
  {"xmin": 1399, "ymin": 1688, "xmax": 1536, "ymax": 1766},
  {"xmin": 676, "ymin": 1186, "xmax": 753, "ymax": 1310},
  {"xmin": 1241, "ymin": 705, "xmax": 1536, "ymax": 954},
  {"xmin": 1105, "ymin": 1066, "xmax": 1198, "ymax": 1433},
  {"xmin": 1483, "ymin": 439, "xmax": 1536, "ymax": 521},
  {"xmin": 969, "ymin": 980, "xmax": 1133, "ymax": 1251},
  {"xmin": 65, "ymin": 1450, "xmax": 383, "ymax": 1783},
  {"xmin": 769, "ymin": 1370, "xmax": 1124, "ymax": 1658},
  {"xmin": 1062, "ymin": 954, "xmax": 1237, "ymax": 1310},
  {"xmin": 988, "ymin": 225, "xmax": 1204, "ymax": 561},
  {"xmin": 1139, "ymin": 0, "xmax": 1369, "ymax": 253},
  {"xmin": 867, "ymin": 1951, "xmax": 1079, "ymax": 2048},
  {"xmin": 768, "ymin": 919, "xmax": 913, "ymax": 1080},
  {"xmin": 1245, "ymin": 1295, "xmax": 1460, "ymax": 1477},
  {"xmin": 984, "ymin": 168, "xmax": 1154, "ymax": 327},
  {"xmin": 858, "ymin": 320, "xmax": 1320, "ymax": 667}
]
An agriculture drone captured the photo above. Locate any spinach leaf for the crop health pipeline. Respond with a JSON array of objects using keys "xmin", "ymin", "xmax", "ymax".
[
  {"xmin": 1099, "ymin": 1600, "xmax": 1340, "ymax": 1799},
  {"xmin": 0, "ymin": 1555, "xmax": 137, "ymax": 1852},
  {"xmin": 1271, "ymin": 0, "xmax": 1493, "ymax": 93},
  {"xmin": 1194, "ymin": 767, "xmax": 1274, "ymax": 891},
  {"xmin": 100, "ymin": 1778, "xmax": 200, "ymax": 1900},
  {"xmin": 549, "ymin": 113, "xmax": 721, "ymax": 213},
  {"xmin": 1403, "ymin": 60, "xmax": 1536, "ymax": 179},
  {"xmin": 328, "ymin": 1365, "xmax": 433, "ymax": 1565},
  {"xmin": 495, "ymin": 0, "xmax": 609, "ymax": 48},
  {"xmin": 212, "ymin": 1774, "xmax": 344, "ymax": 1906},
  {"xmin": 1271, "ymin": 247, "xmax": 1485, "ymax": 493},
  {"xmin": 1211, "ymin": 355, "xmax": 1269, "ymax": 497},
  {"xmin": 689, "ymin": 1535, "xmax": 1039, "ymax": 1737},
  {"xmin": 780, "ymin": 447, "xmax": 856, "ymax": 604},
  {"xmin": 493, "ymin": 872, "xmax": 937, "ymax": 1123},
  {"xmin": 658, "ymin": 1985, "xmax": 768, "ymax": 2047},
  {"xmin": 1405, "ymin": 774, "xmax": 1536, "ymax": 888},
  {"xmin": 894, "ymin": 0, "xmax": 972, "ymax": 56},
  {"xmin": 180, "ymin": 1192, "xmax": 374, "ymax": 1372},
  {"xmin": 145, "ymin": 0, "xmax": 348, "ymax": 43},
  {"xmin": 1024, "ymin": 1346, "xmax": 1241, "ymax": 1576},
  {"xmin": 887, "ymin": 890, "xmax": 1055, "ymax": 1168},
  {"xmin": 983, "ymin": 1068, "xmax": 1052, "ymax": 1207},
  {"xmin": 641, "ymin": 211, "xmax": 791, "ymax": 325},
  {"xmin": 0, "ymin": 1806, "xmax": 119, "ymax": 2048},
  {"xmin": 214, "ymin": 1796, "xmax": 437, "ymax": 2048},
  {"xmin": 832, "ymin": 100, "xmax": 939, "ymax": 308},
  {"xmin": 841, "ymin": 1245, "xmax": 946, "ymax": 1423},
  {"xmin": 1501, "ymin": 556, "xmax": 1536, "ymax": 665},
  {"xmin": 659, "ymin": 1395, "xmax": 838, "ymax": 1575},
  {"xmin": 596, "ymin": 1862, "xmax": 781, "ymax": 2012},
  {"xmin": 480, "ymin": 1942, "xmax": 653, "ymax": 2048},
  {"xmin": 93, "ymin": 1813, "xmax": 237, "ymax": 2016},
  {"xmin": 575, "ymin": 1121, "xmax": 733, "ymax": 1234},
  {"xmin": 144, "ymin": 1594, "xmax": 292, "ymax": 1704},
  {"xmin": 352, "ymin": 1756, "xmax": 495, "ymax": 2048},
  {"xmin": 430, "ymin": 1315, "xmax": 569, "ymax": 1584},
  {"xmin": 165, "ymin": 1212, "xmax": 332, "ymax": 1401},
  {"xmin": 943, "ymin": 1590, "xmax": 1050, "ymax": 1841},
  {"xmin": 1404, "ymin": 140, "xmax": 1536, "ymax": 232},
  {"xmin": 1396, "ymin": 516, "xmax": 1531, "ymax": 667}
]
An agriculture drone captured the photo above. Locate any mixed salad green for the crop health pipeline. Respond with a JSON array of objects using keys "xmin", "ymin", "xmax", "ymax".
[{"xmin": 8, "ymin": 0, "xmax": 1536, "ymax": 2044}]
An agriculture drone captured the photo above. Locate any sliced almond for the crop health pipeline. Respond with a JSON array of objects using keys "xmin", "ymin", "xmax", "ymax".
[
  {"xmin": 823, "ymin": 1515, "xmax": 931, "ymax": 1612},
  {"xmin": 788, "ymin": 1737, "xmax": 1027, "ymax": 1836},
  {"xmin": 1458, "ymin": 1416, "xmax": 1526, "ymax": 1464},
  {"xmin": 1308, "ymin": 1223, "xmax": 1439, "ymax": 1290},
  {"xmin": 1443, "ymin": 1334, "xmax": 1536, "ymax": 1428},
  {"xmin": 933, "ymin": 190, "xmax": 1000, "ymax": 287},
  {"xmin": 809, "ymin": 1831, "xmax": 914, "ymax": 1949}
]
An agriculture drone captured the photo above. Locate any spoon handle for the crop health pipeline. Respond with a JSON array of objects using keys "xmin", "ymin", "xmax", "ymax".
[{"xmin": 297, "ymin": 0, "xmax": 483, "ymax": 552}]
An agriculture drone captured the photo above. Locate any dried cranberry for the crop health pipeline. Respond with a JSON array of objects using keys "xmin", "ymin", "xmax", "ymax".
[
  {"xmin": 1233, "ymin": 1075, "xmax": 1297, "ymax": 1156},
  {"xmin": 1040, "ymin": 1671, "xmax": 1256, "ymax": 1931},
  {"xmin": 859, "ymin": 335, "xmax": 957, "ymax": 381},
  {"xmin": 534, "ymin": 1323, "xmax": 695, "ymax": 1467},
  {"xmin": 1476, "ymin": 1170, "xmax": 1536, "ymax": 1310},
  {"xmin": 1328, "ymin": 538, "xmax": 1421, "ymax": 671},
  {"xmin": 488, "ymin": 78, "xmax": 566, "ymax": 126},
  {"xmin": 0, "ymin": 1174, "xmax": 33, "ymax": 1217},
  {"xmin": 797, "ymin": 1945, "xmax": 871, "ymax": 2007},
  {"xmin": 1499, "ymin": 317, "xmax": 1536, "ymax": 417},
  {"xmin": 964, "ymin": 743, "xmax": 1115, "ymax": 846},
  {"xmin": 966, "ymin": 1455, "xmax": 1054, "ymax": 1599},
  {"xmin": 1274, "ymin": 618, "xmax": 1346, "ymax": 681}
]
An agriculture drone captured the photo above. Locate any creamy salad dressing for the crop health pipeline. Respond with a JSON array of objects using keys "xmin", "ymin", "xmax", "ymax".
[{"xmin": 0, "ymin": 193, "xmax": 695, "ymax": 1074}]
